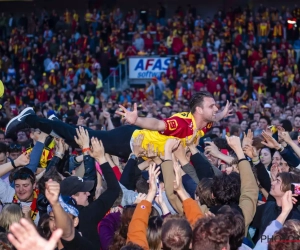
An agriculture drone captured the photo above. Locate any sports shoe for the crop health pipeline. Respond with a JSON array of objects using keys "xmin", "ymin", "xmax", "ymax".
[
  {"xmin": 5, "ymin": 107, "xmax": 35, "ymax": 136},
  {"xmin": 48, "ymin": 114, "xmax": 59, "ymax": 121}
]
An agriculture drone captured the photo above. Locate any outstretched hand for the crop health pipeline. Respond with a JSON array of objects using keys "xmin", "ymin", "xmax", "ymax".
[
  {"xmin": 74, "ymin": 126, "xmax": 90, "ymax": 149},
  {"xmin": 217, "ymin": 100, "xmax": 233, "ymax": 120},
  {"xmin": 89, "ymin": 137, "xmax": 106, "ymax": 161},
  {"xmin": 8, "ymin": 218, "xmax": 62, "ymax": 250},
  {"xmin": 115, "ymin": 103, "xmax": 138, "ymax": 125}
]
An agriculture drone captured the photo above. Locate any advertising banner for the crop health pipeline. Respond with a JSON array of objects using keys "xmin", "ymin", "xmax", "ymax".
[{"xmin": 128, "ymin": 57, "xmax": 173, "ymax": 79}]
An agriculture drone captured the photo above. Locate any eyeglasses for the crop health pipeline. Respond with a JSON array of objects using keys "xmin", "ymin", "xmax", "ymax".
[{"xmin": 9, "ymin": 144, "xmax": 22, "ymax": 150}]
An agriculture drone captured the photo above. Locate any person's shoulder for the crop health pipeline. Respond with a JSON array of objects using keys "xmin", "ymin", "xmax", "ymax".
[{"xmin": 171, "ymin": 112, "xmax": 191, "ymax": 120}]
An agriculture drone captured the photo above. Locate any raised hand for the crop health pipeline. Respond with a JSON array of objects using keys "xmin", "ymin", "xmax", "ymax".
[
  {"xmin": 103, "ymin": 111, "xmax": 111, "ymax": 119},
  {"xmin": 279, "ymin": 131, "xmax": 293, "ymax": 144},
  {"xmin": 74, "ymin": 126, "xmax": 90, "ymax": 149},
  {"xmin": 204, "ymin": 141, "xmax": 220, "ymax": 158},
  {"xmin": 147, "ymin": 162, "xmax": 160, "ymax": 196},
  {"xmin": 145, "ymin": 143, "xmax": 158, "ymax": 159},
  {"xmin": 8, "ymin": 218, "xmax": 62, "ymax": 250},
  {"xmin": 281, "ymin": 191, "xmax": 294, "ymax": 214},
  {"xmin": 115, "ymin": 103, "xmax": 138, "ymax": 125},
  {"xmin": 185, "ymin": 129, "xmax": 198, "ymax": 147},
  {"xmin": 165, "ymin": 138, "xmax": 181, "ymax": 153},
  {"xmin": 89, "ymin": 137, "xmax": 105, "ymax": 161},
  {"xmin": 14, "ymin": 152, "xmax": 30, "ymax": 167},
  {"xmin": 134, "ymin": 193, "xmax": 147, "ymax": 204},
  {"xmin": 218, "ymin": 100, "xmax": 233, "ymax": 120},
  {"xmin": 225, "ymin": 135, "xmax": 242, "ymax": 152},
  {"xmin": 270, "ymin": 164, "xmax": 279, "ymax": 181},
  {"xmin": 242, "ymin": 129, "xmax": 253, "ymax": 148},
  {"xmin": 132, "ymin": 134, "xmax": 145, "ymax": 157},
  {"xmin": 261, "ymin": 131, "xmax": 281, "ymax": 149},
  {"xmin": 45, "ymin": 179, "xmax": 60, "ymax": 206},
  {"xmin": 21, "ymin": 206, "xmax": 31, "ymax": 219},
  {"xmin": 243, "ymin": 145, "xmax": 258, "ymax": 159}
]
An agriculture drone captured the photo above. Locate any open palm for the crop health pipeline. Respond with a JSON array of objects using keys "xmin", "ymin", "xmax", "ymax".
[
  {"xmin": 115, "ymin": 103, "xmax": 138, "ymax": 124},
  {"xmin": 8, "ymin": 218, "xmax": 62, "ymax": 250}
]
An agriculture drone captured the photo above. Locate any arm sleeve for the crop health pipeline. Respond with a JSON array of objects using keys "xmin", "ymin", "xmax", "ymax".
[
  {"xmin": 254, "ymin": 162, "xmax": 271, "ymax": 193},
  {"xmin": 190, "ymin": 152, "xmax": 214, "ymax": 181},
  {"xmin": 280, "ymin": 146, "xmax": 300, "ymax": 168},
  {"xmin": 120, "ymin": 159, "xmax": 138, "ymax": 191},
  {"xmin": 253, "ymin": 220, "xmax": 283, "ymax": 250},
  {"xmin": 182, "ymin": 174, "xmax": 197, "ymax": 199},
  {"xmin": 46, "ymin": 156, "xmax": 61, "ymax": 172},
  {"xmin": 83, "ymin": 155, "xmax": 96, "ymax": 181},
  {"xmin": 161, "ymin": 160, "xmax": 183, "ymax": 214},
  {"xmin": 0, "ymin": 178, "xmax": 15, "ymax": 203},
  {"xmin": 120, "ymin": 183, "xmax": 138, "ymax": 207},
  {"xmin": 126, "ymin": 200, "xmax": 151, "ymax": 250},
  {"xmin": 25, "ymin": 141, "xmax": 44, "ymax": 173},
  {"xmin": 81, "ymin": 162, "xmax": 120, "ymax": 223},
  {"xmin": 160, "ymin": 116, "xmax": 189, "ymax": 137},
  {"xmin": 182, "ymin": 163, "xmax": 199, "ymax": 184},
  {"xmin": 182, "ymin": 198, "xmax": 204, "ymax": 226},
  {"xmin": 239, "ymin": 160, "xmax": 259, "ymax": 230}
]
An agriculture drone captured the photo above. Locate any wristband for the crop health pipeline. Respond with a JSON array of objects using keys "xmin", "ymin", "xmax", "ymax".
[
  {"xmin": 130, "ymin": 154, "xmax": 137, "ymax": 161},
  {"xmin": 278, "ymin": 144, "xmax": 284, "ymax": 153},
  {"xmin": 238, "ymin": 158, "xmax": 247, "ymax": 164},
  {"xmin": 9, "ymin": 158, "xmax": 17, "ymax": 169},
  {"xmin": 82, "ymin": 148, "xmax": 90, "ymax": 153}
]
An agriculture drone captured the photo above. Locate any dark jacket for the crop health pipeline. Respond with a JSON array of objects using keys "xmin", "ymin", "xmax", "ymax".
[
  {"xmin": 77, "ymin": 162, "xmax": 120, "ymax": 249},
  {"xmin": 252, "ymin": 201, "xmax": 300, "ymax": 242},
  {"xmin": 280, "ymin": 145, "xmax": 300, "ymax": 168}
]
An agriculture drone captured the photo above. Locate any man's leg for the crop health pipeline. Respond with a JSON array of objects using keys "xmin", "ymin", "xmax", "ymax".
[
  {"xmin": 26, "ymin": 116, "xmax": 137, "ymax": 158},
  {"xmin": 6, "ymin": 108, "xmax": 137, "ymax": 159}
]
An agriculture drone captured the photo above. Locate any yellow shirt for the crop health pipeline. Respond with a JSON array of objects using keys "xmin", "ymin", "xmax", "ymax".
[{"xmin": 132, "ymin": 112, "xmax": 212, "ymax": 154}]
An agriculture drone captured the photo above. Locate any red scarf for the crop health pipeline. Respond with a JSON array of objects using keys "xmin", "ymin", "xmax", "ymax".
[{"xmin": 13, "ymin": 189, "xmax": 39, "ymax": 221}]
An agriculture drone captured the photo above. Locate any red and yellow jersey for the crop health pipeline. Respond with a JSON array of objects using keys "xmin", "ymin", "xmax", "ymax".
[
  {"xmin": 25, "ymin": 139, "xmax": 55, "ymax": 168},
  {"xmin": 132, "ymin": 112, "xmax": 213, "ymax": 154}
]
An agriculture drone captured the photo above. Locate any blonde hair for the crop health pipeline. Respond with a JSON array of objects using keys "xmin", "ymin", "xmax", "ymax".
[{"xmin": 0, "ymin": 204, "xmax": 23, "ymax": 231}]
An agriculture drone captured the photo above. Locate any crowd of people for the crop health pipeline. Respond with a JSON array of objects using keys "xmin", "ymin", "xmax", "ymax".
[{"xmin": 0, "ymin": 2, "xmax": 299, "ymax": 250}]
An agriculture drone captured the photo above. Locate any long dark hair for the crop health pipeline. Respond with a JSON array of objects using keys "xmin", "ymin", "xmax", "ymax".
[{"xmin": 109, "ymin": 206, "xmax": 136, "ymax": 250}]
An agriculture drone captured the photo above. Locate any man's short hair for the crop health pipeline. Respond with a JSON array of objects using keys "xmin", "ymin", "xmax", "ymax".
[
  {"xmin": 278, "ymin": 171, "xmax": 300, "ymax": 193},
  {"xmin": 280, "ymin": 119, "xmax": 293, "ymax": 132},
  {"xmin": 162, "ymin": 216, "xmax": 192, "ymax": 250},
  {"xmin": 212, "ymin": 172, "xmax": 241, "ymax": 205},
  {"xmin": 0, "ymin": 143, "xmax": 7, "ymax": 154},
  {"xmin": 192, "ymin": 214, "xmax": 230, "ymax": 250},
  {"xmin": 259, "ymin": 116, "xmax": 271, "ymax": 125},
  {"xmin": 135, "ymin": 176, "xmax": 149, "ymax": 194},
  {"xmin": 217, "ymin": 205, "xmax": 245, "ymax": 250},
  {"xmin": 12, "ymin": 167, "xmax": 35, "ymax": 184},
  {"xmin": 230, "ymin": 124, "xmax": 240, "ymax": 136},
  {"xmin": 189, "ymin": 91, "xmax": 214, "ymax": 114}
]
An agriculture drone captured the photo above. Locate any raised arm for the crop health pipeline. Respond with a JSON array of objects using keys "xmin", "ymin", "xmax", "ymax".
[
  {"xmin": 214, "ymin": 100, "xmax": 232, "ymax": 122},
  {"xmin": 115, "ymin": 103, "xmax": 165, "ymax": 131}
]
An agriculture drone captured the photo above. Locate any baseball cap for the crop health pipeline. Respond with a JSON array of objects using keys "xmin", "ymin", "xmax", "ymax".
[
  {"xmin": 264, "ymin": 103, "xmax": 271, "ymax": 108},
  {"xmin": 60, "ymin": 176, "xmax": 94, "ymax": 196},
  {"xmin": 47, "ymin": 195, "xmax": 79, "ymax": 217}
]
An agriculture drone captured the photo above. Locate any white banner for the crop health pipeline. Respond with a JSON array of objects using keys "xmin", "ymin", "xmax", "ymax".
[{"xmin": 128, "ymin": 57, "xmax": 173, "ymax": 79}]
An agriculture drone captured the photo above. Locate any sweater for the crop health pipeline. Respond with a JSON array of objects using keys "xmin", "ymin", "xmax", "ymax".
[{"xmin": 77, "ymin": 162, "xmax": 120, "ymax": 249}]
